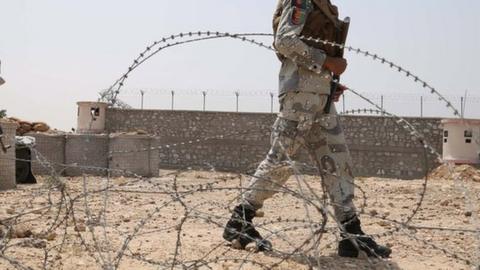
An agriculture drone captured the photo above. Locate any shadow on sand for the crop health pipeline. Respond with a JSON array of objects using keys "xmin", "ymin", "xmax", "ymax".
[{"xmin": 265, "ymin": 250, "xmax": 403, "ymax": 270}]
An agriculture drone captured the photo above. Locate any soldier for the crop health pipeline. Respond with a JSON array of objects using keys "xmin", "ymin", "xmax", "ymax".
[{"xmin": 223, "ymin": 0, "xmax": 392, "ymax": 258}]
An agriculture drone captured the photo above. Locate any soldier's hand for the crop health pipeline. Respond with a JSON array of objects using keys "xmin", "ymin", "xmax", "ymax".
[
  {"xmin": 333, "ymin": 84, "xmax": 348, "ymax": 102},
  {"xmin": 323, "ymin": 57, "xmax": 347, "ymax": 76}
]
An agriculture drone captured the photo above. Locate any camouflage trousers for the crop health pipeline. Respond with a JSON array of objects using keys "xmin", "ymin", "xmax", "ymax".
[{"xmin": 242, "ymin": 91, "xmax": 356, "ymax": 222}]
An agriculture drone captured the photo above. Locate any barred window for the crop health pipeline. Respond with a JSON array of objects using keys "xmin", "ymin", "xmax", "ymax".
[{"xmin": 91, "ymin": 107, "xmax": 100, "ymax": 117}]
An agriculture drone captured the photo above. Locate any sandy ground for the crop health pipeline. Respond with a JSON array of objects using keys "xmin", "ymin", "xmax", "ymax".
[{"xmin": 0, "ymin": 170, "xmax": 479, "ymax": 270}]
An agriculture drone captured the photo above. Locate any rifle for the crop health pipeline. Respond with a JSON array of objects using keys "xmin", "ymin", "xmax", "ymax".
[{"xmin": 324, "ymin": 17, "xmax": 350, "ymax": 114}]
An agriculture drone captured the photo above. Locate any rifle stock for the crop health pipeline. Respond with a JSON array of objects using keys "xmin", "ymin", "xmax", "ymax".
[{"xmin": 324, "ymin": 17, "xmax": 350, "ymax": 114}]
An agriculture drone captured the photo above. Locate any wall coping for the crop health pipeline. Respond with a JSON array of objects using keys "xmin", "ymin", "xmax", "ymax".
[
  {"xmin": 0, "ymin": 119, "xmax": 19, "ymax": 127},
  {"xmin": 107, "ymin": 108, "xmax": 444, "ymax": 121},
  {"xmin": 107, "ymin": 108, "xmax": 276, "ymax": 117},
  {"xmin": 109, "ymin": 134, "xmax": 159, "ymax": 139},
  {"xmin": 77, "ymin": 101, "xmax": 109, "ymax": 107},
  {"xmin": 441, "ymin": 118, "xmax": 480, "ymax": 125},
  {"xmin": 26, "ymin": 132, "xmax": 68, "ymax": 137}
]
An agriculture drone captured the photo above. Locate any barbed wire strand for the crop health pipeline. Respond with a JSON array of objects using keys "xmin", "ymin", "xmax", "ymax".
[{"xmin": 0, "ymin": 31, "xmax": 478, "ymax": 270}]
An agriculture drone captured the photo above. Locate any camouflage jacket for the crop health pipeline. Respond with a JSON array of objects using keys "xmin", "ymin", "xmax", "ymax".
[{"xmin": 274, "ymin": 0, "xmax": 332, "ymax": 96}]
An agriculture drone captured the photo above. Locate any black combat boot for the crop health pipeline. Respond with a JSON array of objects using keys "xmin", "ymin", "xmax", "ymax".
[
  {"xmin": 338, "ymin": 216, "xmax": 392, "ymax": 258},
  {"xmin": 223, "ymin": 204, "xmax": 272, "ymax": 251}
]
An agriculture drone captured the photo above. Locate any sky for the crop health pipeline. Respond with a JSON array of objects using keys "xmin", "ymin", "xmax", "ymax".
[{"xmin": 0, "ymin": 0, "xmax": 479, "ymax": 131}]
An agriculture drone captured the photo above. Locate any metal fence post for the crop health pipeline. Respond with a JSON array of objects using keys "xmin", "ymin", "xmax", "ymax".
[
  {"xmin": 270, "ymin": 92, "xmax": 274, "ymax": 113},
  {"xmin": 420, "ymin": 96, "xmax": 423, "ymax": 117},
  {"xmin": 235, "ymin": 91, "xmax": 239, "ymax": 112},
  {"xmin": 202, "ymin": 91, "xmax": 207, "ymax": 111},
  {"xmin": 381, "ymin": 95, "xmax": 384, "ymax": 115},
  {"xmin": 140, "ymin": 90, "xmax": 145, "ymax": 109},
  {"xmin": 0, "ymin": 60, "xmax": 5, "ymax": 86}
]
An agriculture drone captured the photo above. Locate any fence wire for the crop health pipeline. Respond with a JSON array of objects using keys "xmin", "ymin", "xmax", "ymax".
[{"xmin": 0, "ymin": 31, "xmax": 479, "ymax": 270}]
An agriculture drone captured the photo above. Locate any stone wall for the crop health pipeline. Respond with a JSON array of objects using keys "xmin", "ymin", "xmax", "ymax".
[
  {"xmin": 341, "ymin": 117, "xmax": 442, "ymax": 178},
  {"xmin": 0, "ymin": 121, "xmax": 17, "ymax": 190},
  {"xmin": 106, "ymin": 109, "xmax": 443, "ymax": 179},
  {"xmin": 109, "ymin": 135, "xmax": 160, "ymax": 177},
  {"xmin": 28, "ymin": 133, "xmax": 66, "ymax": 176},
  {"xmin": 22, "ymin": 109, "xmax": 443, "ymax": 180},
  {"xmin": 28, "ymin": 133, "xmax": 159, "ymax": 178},
  {"xmin": 64, "ymin": 134, "xmax": 110, "ymax": 176}
]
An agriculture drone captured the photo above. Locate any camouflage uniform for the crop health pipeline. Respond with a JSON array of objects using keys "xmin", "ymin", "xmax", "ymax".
[{"xmin": 242, "ymin": 0, "xmax": 356, "ymax": 222}]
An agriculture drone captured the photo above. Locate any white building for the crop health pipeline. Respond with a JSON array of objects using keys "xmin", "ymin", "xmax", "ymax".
[
  {"xmin": 77, "ymin": 101, "xmax": 109, "ymax": 134},
  {"xmin": 442, "ymin": 118, "xmax": 480, "ymax": 164}
]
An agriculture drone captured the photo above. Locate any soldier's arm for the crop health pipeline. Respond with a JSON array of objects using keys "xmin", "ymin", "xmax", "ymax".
[{"xmin": 274, "ymin": 0, "xmax": 326, "ymax": 73}]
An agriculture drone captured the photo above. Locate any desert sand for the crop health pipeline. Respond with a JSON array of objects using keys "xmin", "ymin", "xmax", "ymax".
[{"xmin": 0, "ymin": 169, "xmax": 478, "ymax": 270}]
